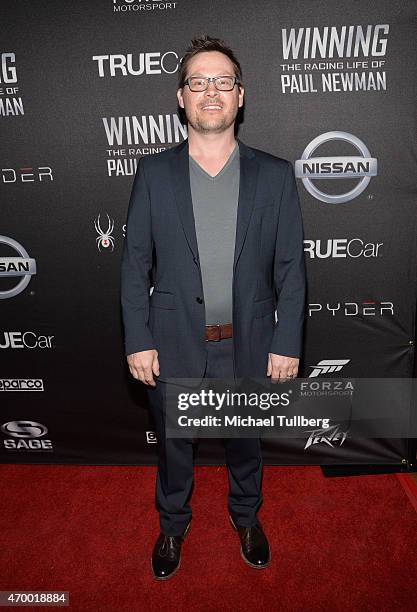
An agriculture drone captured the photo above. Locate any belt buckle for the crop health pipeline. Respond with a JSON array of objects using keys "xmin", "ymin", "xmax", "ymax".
[{"xmin": 213, "ymin": 323, "xmax": 222, "ymax": 341}]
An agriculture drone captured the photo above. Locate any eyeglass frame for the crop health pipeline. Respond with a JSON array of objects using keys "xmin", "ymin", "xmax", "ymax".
[{"xmin": 183, "ymin": 75, "xmax": 241, "ymax": 92}]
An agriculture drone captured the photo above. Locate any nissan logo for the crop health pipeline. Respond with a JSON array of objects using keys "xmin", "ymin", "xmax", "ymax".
[
  {"xmin": 295, "ymin": 131, "xmax": 378, "ymax": 204},
  {"xmin": 0, "ymin": 236, "xmax": 36, "ymax": 299}
]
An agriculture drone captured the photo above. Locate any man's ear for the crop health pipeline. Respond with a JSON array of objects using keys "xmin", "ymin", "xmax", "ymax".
[
  {"xmin": 238, "ymin": 84, "xmax": 244, "ymax": 108},
  {"xmin": 177, "ymin": 88, "xmax": 184, "ymax": 109}
]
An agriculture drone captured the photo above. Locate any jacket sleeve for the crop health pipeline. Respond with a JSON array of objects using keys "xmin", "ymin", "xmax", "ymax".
[
  {"xmin": 269, "ymin": 160, "xmax": 306, "ymax": 358},
  {"xmin": 120, "ymin": 158, "xmax": 155, "ymax": 356}
]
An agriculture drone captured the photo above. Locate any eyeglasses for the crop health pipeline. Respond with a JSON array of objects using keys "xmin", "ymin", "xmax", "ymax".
[{"xmin": 184, "ymin": 75, "xmax": 240, "ymax": 92}]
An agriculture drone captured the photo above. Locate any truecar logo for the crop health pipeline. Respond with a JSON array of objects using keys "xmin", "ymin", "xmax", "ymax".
[{"xmin": 295, "ymin": 132, "xmax": 377, "ymax": 203}]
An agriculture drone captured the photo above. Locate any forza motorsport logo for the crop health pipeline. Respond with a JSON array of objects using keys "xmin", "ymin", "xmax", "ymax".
[
  {"xmin": 0, "ymin": 236, "xmax": 36, "ymax": 299},
  {"xmin": 295, "ymin": 132, "xmax": 377, "ymax": 203},
  {"xmin": 1, "ymin": 420, "xmax": 53, "ymax": 452},
  {"xmin": 308, "ymin": 360, "xmax": 350, "ymax": 378},
  {"xmin": 300, "ymin": 380, "xmax": 354, "ymax": 396},
  {"xmin": 112, "ymin": 0, "xmax": 178, "ymax": 13}
]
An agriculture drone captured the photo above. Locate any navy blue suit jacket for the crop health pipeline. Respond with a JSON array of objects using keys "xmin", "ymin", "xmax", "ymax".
[{"xmin": 121, "ymin": 138, "xmax": 306, "ymax": 382}]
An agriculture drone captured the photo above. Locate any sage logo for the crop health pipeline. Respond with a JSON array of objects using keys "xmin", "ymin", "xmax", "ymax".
[
  {"xmin": 1, "ymin": 420, "xmax": 53, "ymax": 452},
  {"xmin": 1, "ymin": 420, "xmax": 47, "ymax": 438},
  {"xmin": 0, "ymin": 236, "xmax": 36, "ymax": 299},
  {"xmin": 295, "ymin": 132, "xmax": 377, "ymax": 203}
]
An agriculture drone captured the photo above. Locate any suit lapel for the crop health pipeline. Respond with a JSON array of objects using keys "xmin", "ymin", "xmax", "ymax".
[
  {"xmin": 169, "ymin": 137, "xmax": 259, "ymax": 271},
  {"xmin": 233, "ymin": 139, "xmax": 259, "ymax": 271},
  {"xmin": 170, "ymin": 139, "xmax": 199, "ymax": 262}
]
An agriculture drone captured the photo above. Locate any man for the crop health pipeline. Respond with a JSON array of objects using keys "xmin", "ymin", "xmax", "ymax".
[{"xmin": 121, "ymin": 35, "xmax": 305, "ymax": 580}]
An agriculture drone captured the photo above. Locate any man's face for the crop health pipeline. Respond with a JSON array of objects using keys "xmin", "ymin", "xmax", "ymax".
[{"xmin": 177, "ymin": 51, "xmax": 244, "ymax": 134}]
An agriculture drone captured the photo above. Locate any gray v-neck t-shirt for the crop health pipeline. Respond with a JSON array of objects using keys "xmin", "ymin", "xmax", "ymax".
[{"xmin": 189, "ymin": 143, "xmax": 240, "ymax": 324}]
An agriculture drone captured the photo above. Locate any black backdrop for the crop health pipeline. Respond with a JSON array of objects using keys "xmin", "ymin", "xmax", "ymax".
[{"xmin": 1, "ymin": 0, "xmax": 416, "ymax": 465}]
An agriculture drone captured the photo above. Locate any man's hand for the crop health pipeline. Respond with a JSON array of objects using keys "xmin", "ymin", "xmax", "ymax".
[
  {"xmin": 127, "ymin": 349, "xmax": 160, "ymax": 386},
  {"xmin": 267, "ymin": 353, "xmax": 299, "ymax": 383}
]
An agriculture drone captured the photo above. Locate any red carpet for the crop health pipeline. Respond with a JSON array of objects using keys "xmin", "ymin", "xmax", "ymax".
[
  {"xmin": 397, "ymin": 473, "xmax": 417, "ymax": 513},
  {"xmin": 1, "ymin": 465, "xmax": 416, "ymax": 612}
]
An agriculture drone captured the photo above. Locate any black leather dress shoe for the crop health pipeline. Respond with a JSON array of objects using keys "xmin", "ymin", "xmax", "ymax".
[
  {"xmin": 229, "ymin": 515, "xmax": 271, "ymax": 568},
  {"xmin": 151, "ymin": 523, "xmax": 190, "ymax": 580}
]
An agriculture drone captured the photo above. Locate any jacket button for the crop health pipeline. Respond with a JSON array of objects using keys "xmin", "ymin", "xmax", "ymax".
[{"xmin": 196, "ymin": 297, "xmax": 203, "ymax": 304}]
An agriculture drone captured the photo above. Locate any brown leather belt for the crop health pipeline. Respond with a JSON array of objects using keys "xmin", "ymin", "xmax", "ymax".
[{"xmin": 205, "ymin": 323, "xmax": 233, "ymax": 342}]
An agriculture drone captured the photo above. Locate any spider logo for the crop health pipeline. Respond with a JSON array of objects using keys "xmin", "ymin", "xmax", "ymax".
[{"xmin": 94, "ymin": 214, "xmax": 115, "ymax": 252}]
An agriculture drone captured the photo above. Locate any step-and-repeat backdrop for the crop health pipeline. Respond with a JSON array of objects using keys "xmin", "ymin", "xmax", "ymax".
[{"xmin": 1, "ymin": 1, "xmax": 416, "ymax": 465}]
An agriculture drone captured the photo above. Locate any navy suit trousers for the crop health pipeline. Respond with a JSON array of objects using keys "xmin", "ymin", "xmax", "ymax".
[{"xmin": 146, "ymin": 338, "xmax": 264, "ymax": 536}]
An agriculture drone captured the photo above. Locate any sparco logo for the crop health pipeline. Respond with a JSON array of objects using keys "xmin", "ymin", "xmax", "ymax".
[
  {"xmin": 1, "ymin": 420, "xmax": 53, "ymax": 452},
  {"xmin": 295, "ymin": 132, "xmax": 377, "ymax": 203},
  {"xmin": 0, "ymin": 236, "xmax": 36, "ymax": 299},
  {"xmin": 309, "ymin": 359, "xmax": 350, "ymax": 377},
  {"xmin": 0, "ymin": 379, "xmax": 44, "ymax": 391},
  {"xmin": 304, "ymin": 238, "xmax": 382, "ymax": 259}
]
